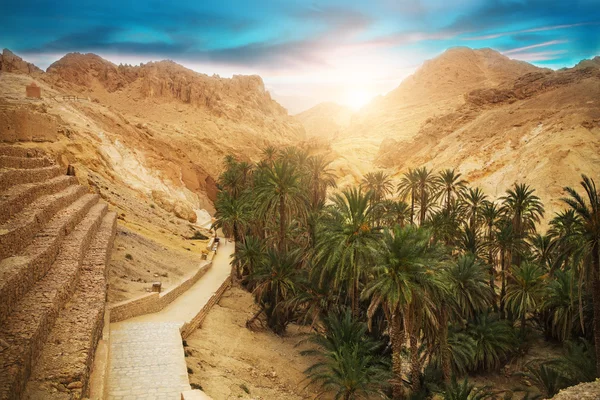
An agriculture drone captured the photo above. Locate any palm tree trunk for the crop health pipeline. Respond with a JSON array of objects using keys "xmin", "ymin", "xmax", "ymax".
[
  {"xmin": 390, "ymin": 310, "xmax": 405, "ymax": 399},
  {"xmin": 409, "ymin": 314, "xmax": 421, "ymax": 393},
  {"xmin": 591, "ymin": 242, "xmax": 600, "ymax": 377},
  {"xmin": 500, "ymin": 250, "xmax": 506, "ymax": 318},
  {"xmin": 440, "ymin": 307, "xmax": 451, "ymax": 382},
  {"xmin": 410, "ymin": 191, "xmax": 415, "ymax": 225},
  {"xmin": 279, "ymin": 195, "xmax": 286, "ymax": 252},
  {"xmin": 520, "ymin": 309, "xmax": 527, "ymax": 336}
]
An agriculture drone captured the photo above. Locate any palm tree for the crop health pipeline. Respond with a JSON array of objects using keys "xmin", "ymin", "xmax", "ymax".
[
  {"xmin": 500, "ymin": 183, "xmax": 545, "ymax": 268},
  {"xmin": 247, "ymin": 248, "xmax": 305, "ymax": 334},
  {"xmin": 542, "ymin": 269, "xmax": 579, "ymax": 341},
  {"xmin": 398, "ymin": 169, "xmax": 419, "ymax": 225},
  {"xmin": 381, "ymin": 200, "xmax": 410, "ymax": 228},
  {"xmin": 506, "ymin": 262, "xmax": 546, "ymax": 335},
  {"xmin": 464, "ymin": 187, "xmax": 488, "ymax": 231},
  {"xmin": 561, "ymin": 175, "xmax": 600, "ymax": 375},
  {"xmin": 436, "ymin": 254, "xmax": 493, "ymax": 381},
  {"xmin": 232, "ymin": 235, "xmax": 264, "ymax": 282},
  {"xmin": 262, "ymin": 145, "xmax": 277, "ymax": 164},
  {"xmin": 301, "ymin": 310, "xmax": 389, "ymax": 399},
  {"xmin": 466, "ymin": 313, "xmax": 516, "ymax": 371},
  {"xmin": 415, "ymin": 167, "xmax": 438, "ymax": 225},
  {"xmin": 446, "ymin": 254, "xmax": 495, "ymax": 321},
  {"xmin": 481, "ymin": 201, "xmax": 502, "ymax": 291},
  {"xmin": 307, "ymin": 155, "xmax": 337, "ymax": 209},
  {"xmin": 363, "ymin": 225, "xmax": 439, "ymax": 398},
  {"xmin": 442, "ymin": 376, "xmax": 492, "ymax": 400},
  {"xmin": 361, "ymin": 171, "xmax": 394, "ymax": 204},
  {"xmin": 437, "ymin": 169, "xmax": 468, "ymax": 213},
  {"xmin": 490, "ymin": 218, "xmax": 526, "ymax": 316},
  {"xmin": 316, "ymin": 187, "xmax": 381, "ymax": 316},
  {"xmin": 254, "ymin": 159, "xmax": 307, "ymax": 252},
  {"xmin": 212, "ymin": 191, "xmax": 249, "ymax": 243}
]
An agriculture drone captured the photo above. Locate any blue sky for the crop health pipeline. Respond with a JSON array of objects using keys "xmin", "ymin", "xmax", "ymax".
[{"xmin": 1, "ymin": 0, "xmax": 599, "ymax": 112}]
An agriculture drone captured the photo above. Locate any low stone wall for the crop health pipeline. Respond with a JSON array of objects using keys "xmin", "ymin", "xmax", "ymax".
[
  {"xmin": 109, "ymin": 261, "xmax": 213, "ymax": 322},
  {"xmin": 180, "ymin": 277, "xmax": 231, "ymax": 339}
]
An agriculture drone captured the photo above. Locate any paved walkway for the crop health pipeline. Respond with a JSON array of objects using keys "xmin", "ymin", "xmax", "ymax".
[{"xmin": 106, "ymin": 240, "xmax": 234, "ymax": 400}]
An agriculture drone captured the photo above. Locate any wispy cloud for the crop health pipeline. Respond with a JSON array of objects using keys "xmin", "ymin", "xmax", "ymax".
[
  {"xmin": 463, "ymin": 22, "xmax": 591, "ymax": 41},
  {"xmin": 508, "ymin": 50, "xmax": 569, "ymax": 62},
  {"xmin": 503, "ymin": 40, "xmax": 568, "ymax": 55}
]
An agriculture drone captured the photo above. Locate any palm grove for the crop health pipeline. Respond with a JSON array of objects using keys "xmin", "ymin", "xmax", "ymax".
[{"xmin": 213, "ymin": 145, "xmax": 600, "ymax": 399}]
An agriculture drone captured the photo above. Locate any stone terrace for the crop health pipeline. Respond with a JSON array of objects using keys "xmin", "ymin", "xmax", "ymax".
[{"xmin": 0, "ymin": 145, "xmax": 117, "ymax": 400}]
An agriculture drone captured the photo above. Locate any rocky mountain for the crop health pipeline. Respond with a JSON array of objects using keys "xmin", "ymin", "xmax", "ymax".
[
  {"xmin": 0, "ymin": 49, "xmax": 43, "ymax": 74},
  {"xmin": 0, "ymin": 50, "xmax": 305, "ymax": 232},
  {"xmin": 295, "ymin": 102, "xmax": 353, "ymax": 140},
  {"xmin": 299, "ymin": 47, "xmax": 599, "ymax": 218}
]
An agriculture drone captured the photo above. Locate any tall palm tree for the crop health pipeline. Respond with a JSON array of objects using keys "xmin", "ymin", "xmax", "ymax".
[
  {"xmin": 437, "ymin": 169, "xmax": 468, "ymax": 213},
  {"xmin": 490, "ymin": 219, "xmax": 526, "ymax": 317},
  {"xmin": 301, "ymin": 310, "xmax": 389, "ymax": 400},
  {"xmin": 316, "ymin": 188, "xmax": 381, "ymax": 316},
  {"xmin": 307, "ymin": 155, "xmax": 337, "ymax": 209},
  {"xmin": 415, "ymin": 167, "xmax": 438, "ymax": 225},
  {"xmin": 363, "ymin": 225, "xmax": 439, "ymax": 398},
  {"xmin": 500, "ymin": 183, "xmax": 545, "ymax": 268},
  {"xmin": 561, "ymin": 175, "xmax": 600, "ymax": 376},
  {"xmin": 361, "ymin": 171, "xmax": 394, "ymax": 204},
  {"xmin": 464, "ymin": 187, "xmax": 488, "ymax": 231},
  {"xmin": 506, "ymin": 261, "xmax": 546, "ymax": 335},
  {"xmin": 398, "ymin": 169, "xmax": 419, "ymax": 225},
  {"xmin": 254, "ymin": 159, "xmax": 307, "ymax": 252},
  {"xmin": 481, "ymin": 201, "xmax": 502, "ymax": 291},
  {"xmin": 232, "ymin": 235, "xmax": 264, "ymax": 281},
  {"xmin": 212, "ymin": 191, "xmax": 249, "ymax": 243},
  {"xmin": 248, "ymin": 248, "xmax": 305, "ymax": 334},
  {"xmin": 436, "ymin": 254, "xmax": 493, "ymax": 380}
]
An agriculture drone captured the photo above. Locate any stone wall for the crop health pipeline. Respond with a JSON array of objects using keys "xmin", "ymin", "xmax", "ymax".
[
  {"xmin": 109, "ymin": 261, "xmax": 212, "ymax": 322},
  {"xmin": 180, "ymin": 278, "xmax": 231, "ymax": 339}
]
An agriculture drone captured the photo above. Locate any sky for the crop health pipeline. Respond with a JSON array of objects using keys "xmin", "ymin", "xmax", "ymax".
[{"xmin": 1, "ymin": 0, "xmax": 599, "ymax": 113}]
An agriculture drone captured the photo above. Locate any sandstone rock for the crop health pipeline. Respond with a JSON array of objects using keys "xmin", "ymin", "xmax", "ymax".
[
  {"xmin": 0, "ymin": 49, "xmax": 43, "ymax": 74},
  {"xmin": 67, "ymin": 381, "xmax": 83, "ymax": 389},
  {"xmin": 151, "ymin": 190, "xmax": 197, "ymax": 223}
]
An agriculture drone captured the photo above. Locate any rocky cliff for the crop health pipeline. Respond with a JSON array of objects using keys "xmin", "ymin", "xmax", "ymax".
[
  {"xmin": 299, "ymin": 47, "xmax": 600, "ymax": 217},
  {"xmin": 0, "ymin": 50, "xmax": 305, "ymax": 232},
  {"xmin": 0, "ymin": 49, "xmax": 43, "ymax": 74}
]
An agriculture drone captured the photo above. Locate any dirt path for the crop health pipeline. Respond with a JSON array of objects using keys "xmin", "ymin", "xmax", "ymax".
[
  {"xmin": 185, "ymin": 287, "xmax": 325, "ymax": 400},
  {"xmin": 106, "ymin": 240, "xmax": 234, "ymax": 400}
]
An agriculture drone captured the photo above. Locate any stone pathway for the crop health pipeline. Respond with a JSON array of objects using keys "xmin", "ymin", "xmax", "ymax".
[{"xmin": 106, "ymin": 240, "xmax": 234, "ymax": 400}]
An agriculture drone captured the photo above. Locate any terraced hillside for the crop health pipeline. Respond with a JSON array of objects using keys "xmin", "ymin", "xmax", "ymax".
[{"xmin": 0, "ymin": 145, "xmax": 117, "ymax": 399}]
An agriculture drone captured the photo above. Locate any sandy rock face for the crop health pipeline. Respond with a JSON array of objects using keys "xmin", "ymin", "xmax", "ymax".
[
  {"xmin": 152, "ymin": 190, "xmax": 197, "ymax": 223},
  {"xmin": 551, "ymin": 380, "xmax": 600, "ymax": 399},
  {"xmin": 0, "ymin": 49, "xmax": 43, "ymax": 74}
]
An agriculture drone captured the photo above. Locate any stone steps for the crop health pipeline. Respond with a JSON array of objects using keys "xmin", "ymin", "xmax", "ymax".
[
  {"xmin": 23, "ymin": 212, "xmax": 117, "ymax": 399},
  {"xmin": 0, "ymin": 175, "xmax": 78, "ymax": 225},
  {"xmin": 0, "ymin": 193, "xmax": 99, "ymax": 324},
  {"xmin": 0, "ymin": 184, "xmax": 87, "ymax": 259},
  {"xmin": 0, "ymin": 146, "xmax": 47, "ymax": 158},
  {"xmin": 0, "ymin": 155, "xmax": 54, "ymax": 169},
  {"xmin": 0, "ymin": 165, "xmax": 63, "ymax": 192},
  {"xmin": 0, "ymin": 203, "xmax": 107, "ymax": 400}
]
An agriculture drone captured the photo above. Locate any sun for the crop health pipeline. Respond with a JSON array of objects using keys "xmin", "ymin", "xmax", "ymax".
[{"xmin": 343, "ymin": 89, "xmax": 374, "ymax": 110}]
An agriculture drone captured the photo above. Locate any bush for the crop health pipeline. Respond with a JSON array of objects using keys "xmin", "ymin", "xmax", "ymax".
[{"xmin": 125, "ymin": 253, "xmax": 133, "ymax": 261}]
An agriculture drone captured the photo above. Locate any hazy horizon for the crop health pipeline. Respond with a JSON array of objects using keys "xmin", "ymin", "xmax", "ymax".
[{"xmin": 2, "ymin": 0, "xmax": 599, "ymax": 113}]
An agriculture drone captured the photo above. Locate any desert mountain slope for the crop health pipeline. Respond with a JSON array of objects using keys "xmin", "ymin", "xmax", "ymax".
[
  {"xmin": 295, "ymin": 102, "xmax": 353, "ymax": 140},
  {"xmin": 307, "ymin": 47, "xmax": 600, "ymax": 219},
  {"xmin": 0, "ymin": 50, "xmax": 305, "ymax": 230}
]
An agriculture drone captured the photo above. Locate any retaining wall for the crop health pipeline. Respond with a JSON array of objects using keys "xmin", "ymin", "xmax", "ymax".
[
  {"xmin": 180, "ymin": 277, "xmax": 231, "ymax": 339},
  {"xmin": 109, "ymin": 260, "xmax": 212, "ymax": 322}
]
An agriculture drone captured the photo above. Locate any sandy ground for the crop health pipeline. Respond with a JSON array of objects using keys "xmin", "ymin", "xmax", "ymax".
[
  {"xmin": 108, "ymin": 224, "xmax": 210, "ymax": 303},
  {"xmin": 185, "ymin": 287, "xmax": 325, "ymax": 400}
]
